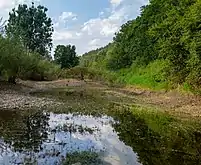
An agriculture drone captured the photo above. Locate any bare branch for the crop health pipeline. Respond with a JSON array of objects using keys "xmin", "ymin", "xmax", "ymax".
[{"xmin": 0, "ymin": 17, "xmax": 6, "ymax": 34}]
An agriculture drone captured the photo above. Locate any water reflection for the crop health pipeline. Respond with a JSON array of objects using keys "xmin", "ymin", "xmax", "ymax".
[
  {"xmin": 0, "ymin": 110, "xmax": 49, "ymax": 151},
  {"xmin": 0, "ymin": 108, "xmax": 201, "ymax": 165},
  {"xmin": 110, "ymin": 110, "xmax": 201, "ymax": 165},
  {"xmin": 0, "ymin": 110, "xmax": 139, "ymax": 165}
]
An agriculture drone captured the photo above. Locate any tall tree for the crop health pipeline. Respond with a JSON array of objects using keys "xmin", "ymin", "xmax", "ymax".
[
  {"xmin": 54, "ymin": 44, "xmax": 79, "ymax": 69},
  {"xmin": 6, "ymin": 3, "xmax": 53, "ymax": 58}
]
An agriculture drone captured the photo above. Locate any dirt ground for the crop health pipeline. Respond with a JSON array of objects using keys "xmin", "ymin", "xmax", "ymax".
[{"xmin": 0, "ymin": 79, "xmax": 201, "ymax": 118}]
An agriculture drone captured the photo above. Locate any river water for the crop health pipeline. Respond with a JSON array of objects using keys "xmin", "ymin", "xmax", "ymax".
[
  {"xmin": 0, "ymin": 108, "xmax": 200, "ymax": 165},
  {"xmin": 0, "ymin": 110, "xmax": 141, "ymax": 165}
]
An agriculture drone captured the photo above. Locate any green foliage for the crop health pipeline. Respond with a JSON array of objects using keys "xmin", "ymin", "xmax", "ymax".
[
  {"xmin": 106, "ymin": 43, "xmax": 133, "ymax": 70},
  {"xmin": 63, "ymin": 151, "xmax": 102, "ymax": 165},
  {"xmin": 0, "ymin": 36, "xmax": 26, "ymax": 81},
  {"xmin": 6, "ymin": 3, "xmax": 53, "ymax": 57},
  {"xmin": 0, "ymin": 36, "xmax": 60, "ymax": 83},
  {"xmin": 116, "ymin": 60, "xmax": 169, "ymax": 90},
  {"xmin": 54, "ymin": 44, "xmax": 79, "ymax": 69},
  {"xmin": 80, "ymin": 0, "xmax": 201, "ymax": 90},
  {"xmin": 22, "ymin": 55, "xmax": 60, "ymax": 81},
  {"xmin": 80, "ymin": 44, "xmax": 111, "ymax": 69}
]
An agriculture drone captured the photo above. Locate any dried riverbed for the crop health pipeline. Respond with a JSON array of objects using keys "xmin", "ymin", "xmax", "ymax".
[
  {"xmin": 0, "ymin": 79, "xmax": 201, "ymax": 165},
  {"xmin": 0, "ymin": 80, "xmax": 65, "ymax": 110}
]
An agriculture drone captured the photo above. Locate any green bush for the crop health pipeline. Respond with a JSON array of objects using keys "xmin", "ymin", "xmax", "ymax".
[
  {"xmin": 0, "ymin": 37, "xmax": 26, "ymax": 82},
  {"xmin": 115, "ymin": 60, "xmax": 169, "ymax": 90},
  {"xmin": 0, "ymin": 36, "xmax": 60, "ymax": 83}
]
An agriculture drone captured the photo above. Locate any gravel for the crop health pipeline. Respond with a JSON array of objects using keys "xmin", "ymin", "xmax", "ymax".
[{"xmin": 0, "ymin": 83, "xmax": 64, "ymax": 110}]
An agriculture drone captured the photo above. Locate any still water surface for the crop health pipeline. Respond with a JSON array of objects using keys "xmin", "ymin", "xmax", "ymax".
[
  {"xmin": 0, "ymin": 108, "xmax": 200, "ymax": 165},
  {"xmin": 0, "ymin": 110, "xmax": 140, "ymax": 165}
]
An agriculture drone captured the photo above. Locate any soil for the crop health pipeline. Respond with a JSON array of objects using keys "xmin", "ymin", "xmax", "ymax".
[
  {"xmin": 113, "ymin": 86, "xmax": 201, "ymax": 118},
  {"xmin": 0, "ymin": 79, "xmax": 201, "ymax": 118},
  {"xmin": 0, "ymin": 80, "xmax": 65, "ymax": 110}
]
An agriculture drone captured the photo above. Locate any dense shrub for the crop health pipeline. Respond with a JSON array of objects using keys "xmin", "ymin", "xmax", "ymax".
[{"xmin": 0, "ymin": 36, "xmax": 60, "ymax": 83}]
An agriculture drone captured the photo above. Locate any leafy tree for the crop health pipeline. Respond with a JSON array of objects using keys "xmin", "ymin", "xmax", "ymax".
[
  {"xmin": 80, "ymin": 0, "xmax": 201, "ymax": 89},
  {"xmin": 54, "ymin": 44, "xmax": 79, "ymax": 69},
  {"xmin": 0, "ymin": 18, "xmax": 6, "ymax": 78},
  {"xmin": 6, "ymin": 3, "xmax": 54, "ymax": 58},
  {"xmin": 0, "ymin": 4, "xmax": 60, "ymax": 84},
  {"xmin": 106, "ymin": 43, "xmax": 132, "ymax": 70},
  {"xmin": 0, "ymin": 36, "xmax": 26, "ymax": 83},
  {"xmin": 80, "ymin": 44, "xmax": 112, "ymax": 69},
  {"xmin": 0, "ymin": 110, "xmax": 49, "ymax": 152}
]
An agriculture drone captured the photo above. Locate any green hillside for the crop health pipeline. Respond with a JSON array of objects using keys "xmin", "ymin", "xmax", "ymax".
[{"xmin": 80, "ymin": 0, "xmax": 201, "ymax": 91}]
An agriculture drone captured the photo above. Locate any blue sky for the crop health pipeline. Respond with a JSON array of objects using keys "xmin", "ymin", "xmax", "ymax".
[{"xmin": 0, "ymin": 0, "xmax": 149, "ymax": 54}]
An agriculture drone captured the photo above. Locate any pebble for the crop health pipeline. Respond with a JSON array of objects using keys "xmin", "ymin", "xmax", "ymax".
[{"xmin": 0, "ymin": 89, "xmax": 63, "ymax": 110}]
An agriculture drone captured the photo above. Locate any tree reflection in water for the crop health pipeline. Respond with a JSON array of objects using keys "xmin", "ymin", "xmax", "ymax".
[
  {"xmin": 0, "ymin": 110, "xmax": 49, "ymax": 151},
  {"xmin": 0, "ymin": 108, "xmax": 201, "ymax": 165},
  {"xmin": 110, "ymin": 109, "xmax": 201, "ymax": 165},
  {"xmin": 0, "ymin": 110, "xmax": 138, "ymax": 165}
]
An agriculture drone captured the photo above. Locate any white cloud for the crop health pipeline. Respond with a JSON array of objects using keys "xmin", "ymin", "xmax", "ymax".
[
  {"xmin": 88, "ymin": 39, "xmax": 101, "ymax": 46},
  {"xmin": 52, "ymin": 11, "xmax": 78, "ymax": 30},
  {"xmin": 110, "ymin": 0, "xmax": 123, "ymax": 6},
  {"xmin": 80, "ymin": 5, "xmax": 128, "ymax": 38},
  {"xmin": 59, "ymin": 12, "xmax": 77, "ymax": 22},
  {"xmin": 75, "ymin": 32, "xmax": 82, "ymax": 37},
  {"xmin": 53, "ymin": 30, "xmax": 74, "ymax": 41},
  {"xmin": 99, "ymin": 11, "xmax": 104, "ymax": 16},
  {"xmin": 52, "ymin": 0, "xmax": 149, "ymax": 55}
]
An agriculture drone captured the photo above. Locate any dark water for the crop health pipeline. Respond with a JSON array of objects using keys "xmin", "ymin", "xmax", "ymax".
[
  {"xmin": 0, "ymin": 109, "xmax": 200, "ymax": 165},
  {"xmin": 0, "ymin": 110, "xmax": 139, "ymax": 165}
]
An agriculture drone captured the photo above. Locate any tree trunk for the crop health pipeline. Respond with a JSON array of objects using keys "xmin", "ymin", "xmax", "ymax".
[
  {"xmin": 8, "ymin": 76, "xmax": 16, "ymax": 84},
  {"xmin": 0, "ymin": 71, "xmax": 2, "ymax": 81},
  {"xmin": 80, "ymin": 71, "xmax": 84, "ymax": 80}
]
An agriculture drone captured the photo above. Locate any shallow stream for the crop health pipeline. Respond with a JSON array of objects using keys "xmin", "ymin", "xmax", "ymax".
[{"xmin": 0, "ymin": 87, "xmax": 201, "ymax": 165}]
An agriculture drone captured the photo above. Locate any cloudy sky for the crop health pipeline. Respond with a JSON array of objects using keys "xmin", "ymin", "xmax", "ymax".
[{"xmin": 0, "ymin": 0, "xmax": 148, "ymax": 55}]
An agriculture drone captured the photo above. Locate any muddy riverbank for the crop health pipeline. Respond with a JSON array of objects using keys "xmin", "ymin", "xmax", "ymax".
[
  {"xmin": 0, "ymin": 79, "xmax": 201, "ymax": 165},
  {"xmin": 0, "ymin": 79, "xmax": 85, "ymax": 110},
  {"xmin": 1, "ymin": 79, "xmax": 201, "ymax": 118}
]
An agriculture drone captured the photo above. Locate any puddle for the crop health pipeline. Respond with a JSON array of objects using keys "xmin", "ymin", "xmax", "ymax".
[
  {"xmin": 0, "ymin": 110, "xmax": 140, "ymax": 165},
  {"xmin": 0, "ymin": 108, "xmax": 200, "ymax": 165}
]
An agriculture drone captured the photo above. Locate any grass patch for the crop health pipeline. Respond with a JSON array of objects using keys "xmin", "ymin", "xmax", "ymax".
[
  {"xmin": 115, "ymin": 60, "xmax": 169, "ymax": 91},
  {"xmin": 77, "ymin": 60, "xmax": 169, "ymax": 90},
  {"xmin": 29, "ymin": 85, "xmax": 136, "ymax": 116},
  {"xmin": 131, "ymin": 105, "xmax": 200, "ymax": 138}
]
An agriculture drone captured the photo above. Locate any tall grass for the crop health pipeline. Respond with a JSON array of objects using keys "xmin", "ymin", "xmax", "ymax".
[
  {"xmin": 65, "ymin": 60, "xmax": 168, "ymax": 89},
  {"xmin": 70, "ymin": 59, "xmax": 196, "ymax": 93},
  {"xmin": 115, "ymin": 60, "xmax": 169, "ymax": 90}
]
